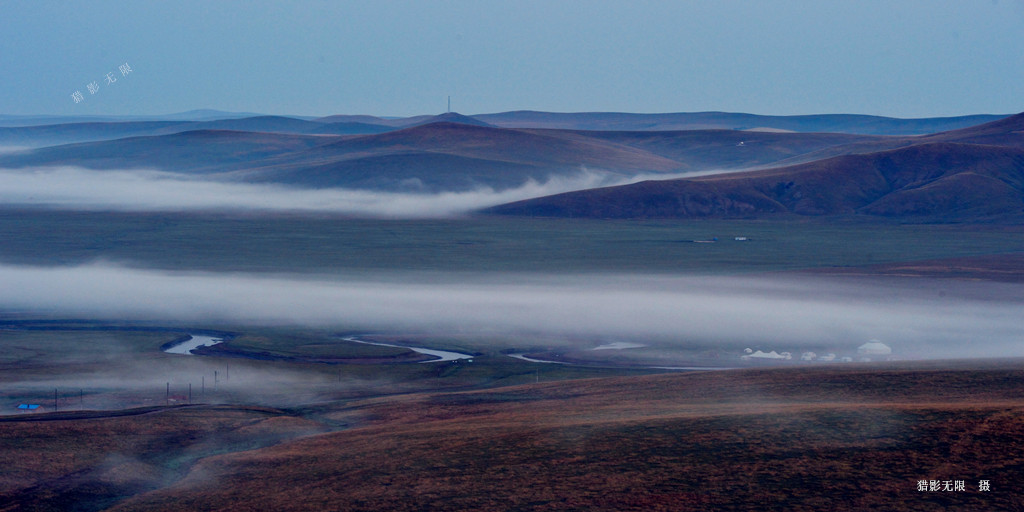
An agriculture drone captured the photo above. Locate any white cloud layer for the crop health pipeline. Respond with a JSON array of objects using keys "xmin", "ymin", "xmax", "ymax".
[
  {"xmin": 0, "ymin": 166, "xmax": 704, "ymax": 217},
  {"xmin": 2, "ymin": 263, "xmax": 1022, "ymax": 358}
]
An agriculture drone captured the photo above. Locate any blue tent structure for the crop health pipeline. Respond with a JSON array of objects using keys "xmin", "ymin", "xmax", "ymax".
[{"xmin": 17, "ymin": 404, "xmax": 40, "ymax": 411}]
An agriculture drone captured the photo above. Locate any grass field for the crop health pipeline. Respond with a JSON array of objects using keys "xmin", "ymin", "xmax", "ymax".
[
  {"xmin": 1, "ymin": 209, "xmax": 1022, "ymax": 274},
  {"xmin": 4, "ymin": 362, "xmax": 1023, "ymax": 511}
]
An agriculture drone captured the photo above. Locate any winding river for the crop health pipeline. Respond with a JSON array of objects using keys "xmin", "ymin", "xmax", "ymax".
[
  {"xmin": 163, "ymin": 333, "xmax": 728, "ymax": 370},
  {"xmin": 164, "ymin": 333, "xmax": 475, "ymax": 363},
  {"xmin": 341, "ymin": 335, "xmax": 475, "ymax": 363},
  {"xmin": 163, "ymin": 335, "xmax": 226, "ymax": 355},
  {"xmin": 507, "ymin": 344, "xmax": 735, "ymax": 370}
]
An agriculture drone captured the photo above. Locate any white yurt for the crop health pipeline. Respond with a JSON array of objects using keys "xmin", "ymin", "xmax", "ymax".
[
  {"xmin": 741, "ymin": 350, "xmax": 788, "ymax": 360},
  {"xmin": 857, "ymin": 339, "xmax": 892, "ymax": 356}
]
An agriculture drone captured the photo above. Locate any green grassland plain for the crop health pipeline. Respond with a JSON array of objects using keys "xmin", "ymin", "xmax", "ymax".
[{"xmin": 0, "ymin": 209, "xmax": 1022, "ymax": 274}]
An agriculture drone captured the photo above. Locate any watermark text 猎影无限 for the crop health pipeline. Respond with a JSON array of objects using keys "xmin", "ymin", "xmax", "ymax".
[
  {"xmin": 916, "ymin": 479, "xmax": 990, "ymax": 492},
  {"xmin": 71, "ymin": 62, "xmax": 132, "ymax": 104}
]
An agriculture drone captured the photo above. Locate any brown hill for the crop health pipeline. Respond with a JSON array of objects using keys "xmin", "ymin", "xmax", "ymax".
[
  {"xmin": 236, "ymin": 123, "xmax": 892, "ymax": 189},
  {"xmin": 89, "ymin": 362, "xmax": 1024, "ymax": 511},
  {"xmin": 222, "ymin": 122, "xmax": 687, "ymax": 190},
  {"xmin": 0, "ymin": 122, "xmax": 689, "ymax": 191},
  {"xmin": 765, "ymin": 112, "xmax": 1024, "ymax": 167},
  {"xmin": 230, "ymin": 151, "xmax": 551, "ymax": 191},
  {"xmin": 0, "ymin": 121, "xmax": 899, "ymax": 192},
  {"xmin": 529, "ymin": 128, "xmax": 883, "ymax": 170},
  {"xmin": 6, "ymin": 114, "xmax": 1020, "ymax": 196},
  {"xmin": 922, "ymin": 111, "xmax": 1024, "ymax": 147},
  {"xmin": 309, "ymin": 122, "xmax": 684, "ymax": 171},
  {"xmin": 486, "ymin": 142, "xmax": 1024, "ymax": 222}
]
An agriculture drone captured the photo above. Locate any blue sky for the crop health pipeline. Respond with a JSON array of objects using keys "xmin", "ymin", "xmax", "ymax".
[{"xmin": 3, "ymin": 0, "xmax": 1022, "ymax": 118}]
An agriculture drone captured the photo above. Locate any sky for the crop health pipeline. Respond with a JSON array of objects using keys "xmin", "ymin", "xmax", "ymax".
[{"xmin": 2, "ymin": 0, "xmax": 1023, "ymax": 119}]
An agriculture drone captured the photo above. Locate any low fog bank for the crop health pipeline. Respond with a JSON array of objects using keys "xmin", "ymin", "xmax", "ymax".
[
  {"xmin": 4, "ymin": 363, "xmax": 380, "ymax": 409},
  {"xmin": 0, "ymin": 166, "xmax": 706, "ymax": 218},
  {"xmin": 2, "ymin": 263, "xmax": 1022, "ymax": 359}
]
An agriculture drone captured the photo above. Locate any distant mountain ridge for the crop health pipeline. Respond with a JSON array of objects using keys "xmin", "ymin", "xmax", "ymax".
[
  {"xmin": 2, "ymin": 110, "xmax": 1010, "ymax": 148},
  {"xmin": 474, "ymin": 111, "xmax": 1009, "ymax": 135}
]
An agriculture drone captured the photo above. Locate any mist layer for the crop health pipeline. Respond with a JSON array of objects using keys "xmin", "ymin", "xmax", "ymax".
[
  {"xmin": 0, "ymin": 166, "xmax": 707, "ymax": 217},
  {"xmin": 2, "ymin": 263, "xmax": 1021, "ymax": 358}
]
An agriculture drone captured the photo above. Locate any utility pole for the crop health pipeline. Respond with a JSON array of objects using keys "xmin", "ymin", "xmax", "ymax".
[{"xmin": 447, "ymin": 96, "xmax": 451, "ymax": 113}]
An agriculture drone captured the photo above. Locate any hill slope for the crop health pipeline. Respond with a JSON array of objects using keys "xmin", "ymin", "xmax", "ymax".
[
  {"xmin": 0, "ymin": 130, "xmax": 333, "ymax": 173},
  {"xmin": 91, "ymin": 363, "xmax": 1024, "ymax": 511},
  {"xmin": 486, "ymin": 142, "xmax": 1024, "ymax": 222},
  {"xmin": 529, "ymin": 128, "xmax": 882, "ymax": 170},
  {"xmin": 760, "ymin": 112, "xmax": 1024, "ymax": 167},
  {"xmin": 0, "ymin": 121, "xmax": 901, "ymax": 192},
  {"xmin": 0, "ymin": 115, "xmax": 392, "ymax": 147}
]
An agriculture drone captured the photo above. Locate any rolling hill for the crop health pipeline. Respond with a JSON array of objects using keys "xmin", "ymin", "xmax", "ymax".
[
  {"xmin": 0, "ymin": 130, "xmax": 333, "ymax": 173},
  {"xmin": 3, "ymin": 121, "xmax": 690, "ymax": 191},
  {"xmin": 218, "ymin": 122, "xmax": 687, "ymax": 190},
  {"xmin": 0, "ymin": 116, "xmax": 330, "ymax": 148},
  {"xmin": 16, "ymin": 362, "xmax": 1017, "ymax": 511},
  {"xmin": 484, "ymin": 113, "xmax": 1024, "ymax": 222},
  {"xmin": 524, "ymin": 128, "xmax": 882, "ymax": 170},
  {"xmin": 0, "ymin": 120, "xmax": 903, "ymax": 192},
  {"xmin": 760, "ymin": 111, "xmax": 1024, "ymax": 168},
  {"xmin": 4, "ymin": 110, "xmax": 1021, "ymax": 212},
  {"xmin": 0, "ymin": 120, "xmax": 195, "ymax": 148},
  {"xmin": 486, "ymin": 142, "xmax": 1024, "ymax": 222}
]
